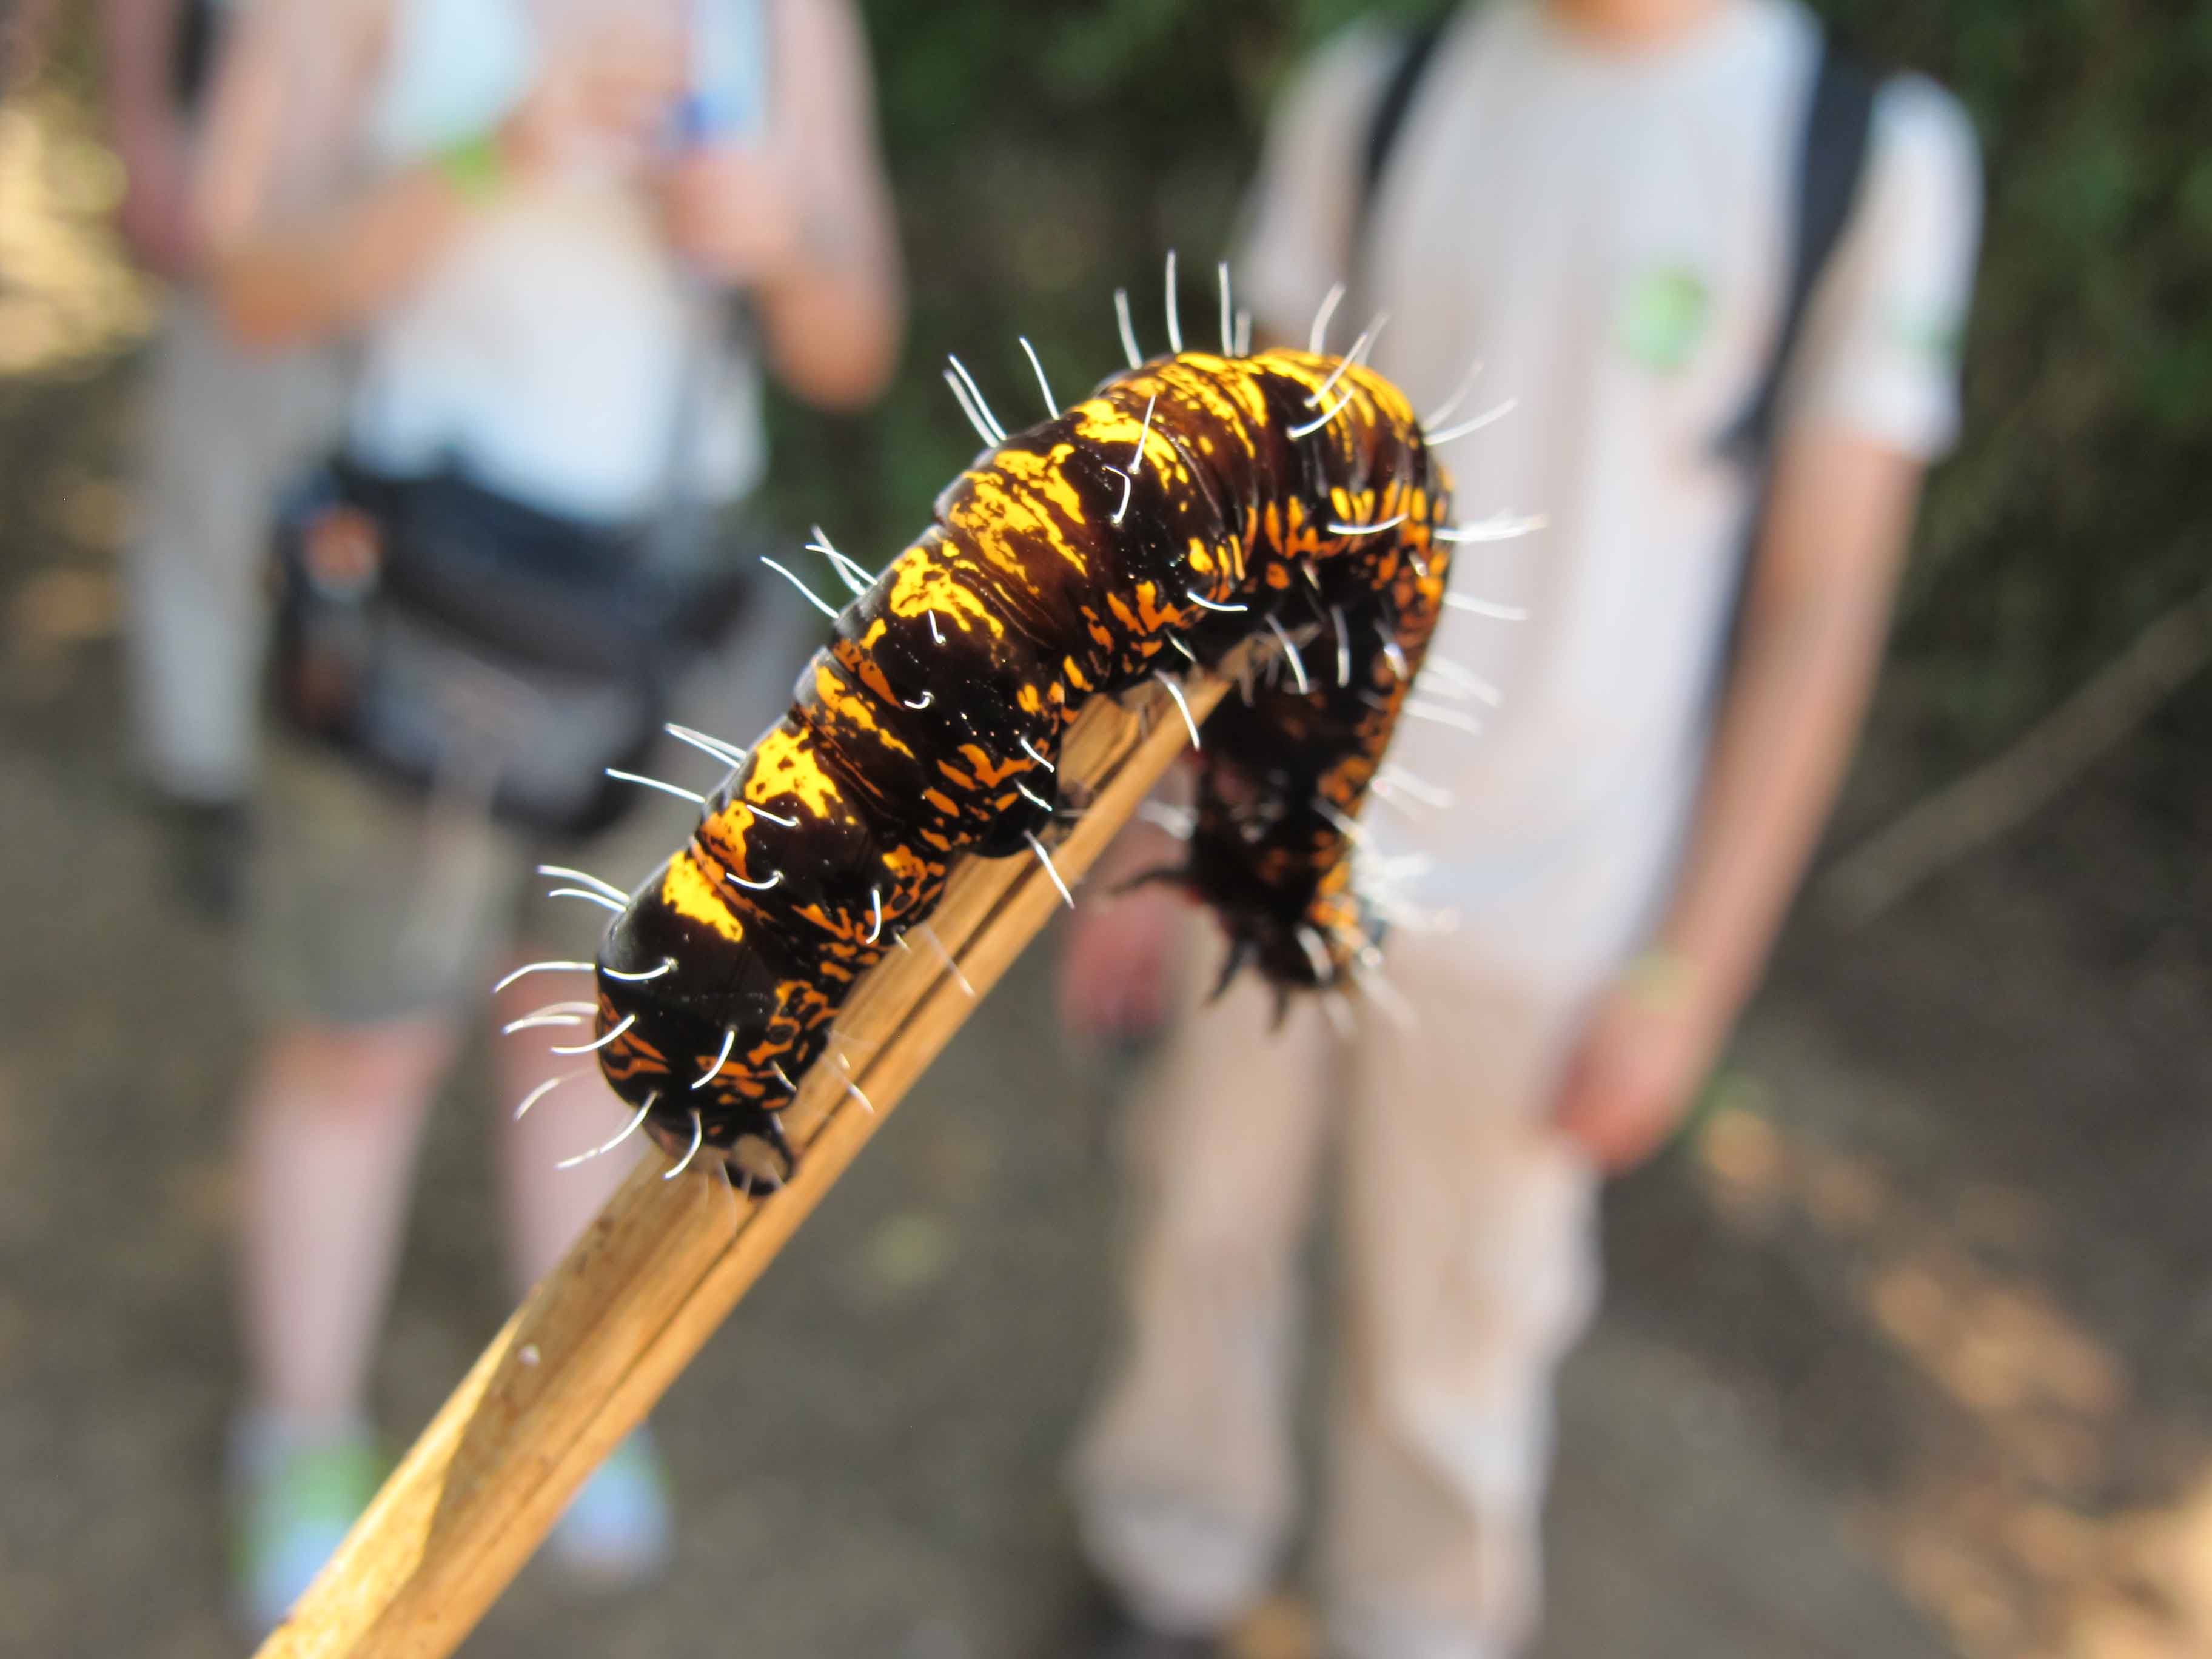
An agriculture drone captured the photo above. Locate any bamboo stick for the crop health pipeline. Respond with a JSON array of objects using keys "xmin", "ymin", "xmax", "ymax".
[{"xmin": 252, "ymin": 668, "xmax": 1226, "ymax": 1659}]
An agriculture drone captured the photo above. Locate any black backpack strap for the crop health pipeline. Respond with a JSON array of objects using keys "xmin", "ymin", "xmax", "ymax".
[
  {"xmin": 1702, "ymin": 44, "xmax": 1881, "ymax": 720},
  {"xmin": 1717, "ymin": 42, "xmax": 1880, "ymax": 468},
  {"xmin": 172, "ymin": 0, "xmax": 224, "ymax": 111},
  {"xmin": 1355, "ymin": 16, "xmax": 1450, "ymax": 247}
]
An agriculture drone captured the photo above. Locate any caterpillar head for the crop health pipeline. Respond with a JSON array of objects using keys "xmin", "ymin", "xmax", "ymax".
[{"xmin": 583, "ymin": 858, "xmax": 826, "ymax": 1190}]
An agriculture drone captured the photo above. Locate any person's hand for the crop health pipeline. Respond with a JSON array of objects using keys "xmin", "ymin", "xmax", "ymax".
[
  {"xmin": 658, "ymin": 144, "xmax": 813, "ymax": 284},
  {"xmin": 1056, "ymin": 813, "xmax": 1192, "ymax": 1050},
  {"xmin": 1550, "ymin": 954, "xmax": 1725, "ymax": 1173},
  {"xmin": 1057, "ymin": 882, "xmax": 1187, "ymax": 1050},
  {"xmin": 495, "ymin": 30, "xmax": 684, "ymax": 183}
]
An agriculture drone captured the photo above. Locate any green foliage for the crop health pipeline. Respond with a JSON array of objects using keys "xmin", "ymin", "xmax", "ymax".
[
  {"xmin": 1818, "ymin": 0, "xmax": 2212, "ymax": 759},
  {"xmin": 761, "ymin": 1, "xmax": 2202, "ymax": 762}
]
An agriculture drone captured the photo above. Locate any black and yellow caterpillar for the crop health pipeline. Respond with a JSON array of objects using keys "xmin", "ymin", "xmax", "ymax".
[{"xmin": 576, "ymin": 337, "xmax": 1455, "ymax": 1185}]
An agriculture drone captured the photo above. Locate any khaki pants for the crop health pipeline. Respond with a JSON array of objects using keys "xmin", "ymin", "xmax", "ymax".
[{"xmin": 1071, "ymin": 925, "xmax": 1603, "ymax": 1659}]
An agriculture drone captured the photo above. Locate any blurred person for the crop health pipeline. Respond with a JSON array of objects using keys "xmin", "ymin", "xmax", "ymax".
[
  {"xmin": 102, "ymin": 0, "xmax": 347, "ymax": 914},
  {"xmin": 1059, "ymin": 0, "xmax": 1980, "ymax": 1654},
  {"xmin": 189, "ymin": 0, "xmax": 900, "ymax": 1631}
]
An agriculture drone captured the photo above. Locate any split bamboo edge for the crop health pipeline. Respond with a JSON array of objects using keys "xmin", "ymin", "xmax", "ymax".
[{"xmin": 253, "ymin": 667, "xmax": 1229, "ymax": 1659}]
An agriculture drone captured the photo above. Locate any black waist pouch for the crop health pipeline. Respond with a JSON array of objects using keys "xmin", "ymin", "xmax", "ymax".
[{"xmin": 272, "ymin": 460, "xmax": 751, "ymax": 838}]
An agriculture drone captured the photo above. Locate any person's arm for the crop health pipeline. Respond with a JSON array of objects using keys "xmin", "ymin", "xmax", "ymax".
[
  {"xmin": 1235, "ymin": 22, "xmax": 1401, "ymax": 347},
  {"xmin": 192, "ymin": 0, "xmax": 463, "ymax": 347},
  {"xmin": 1552, "ymin": 432, "xmax": 1922, "ymax": 1170},
  {"xmin": 195, "ymin": 1, "xmax": 680, "ymax": 350},
  {"xmin": 100, "ymin": 0, "xmax": 201, "ymax": 275},
  {"xmin": 660, "ymin": 0, "xmax": 901, "ymax": 409},
  {"xmin": 1552, "ymin": 74, "xmax": 1982, "ymax": 1173},
  {"xmin": 1055, "ymin": 787, "xmax": 1197, "ymax": 1048},
  {"xmin": 201, "ymin": 149, "xmax": 478, "ymax": 350}
]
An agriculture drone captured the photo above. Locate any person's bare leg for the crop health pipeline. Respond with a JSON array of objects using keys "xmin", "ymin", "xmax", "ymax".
[
  {"xmin": 491, "ymin": 957, "xmax": 665, "ymax": 1581},
  {"xmin": 235, "ymin": 1016, "xmax": 458, "ymax": 1430},
  {"xmin": 1070, "ymin": 919, "xmax": 1337, "ymax": 1637},
  {"xmin": 491, "ymin": 963, "xmax": 642, "ymax": 1300}
]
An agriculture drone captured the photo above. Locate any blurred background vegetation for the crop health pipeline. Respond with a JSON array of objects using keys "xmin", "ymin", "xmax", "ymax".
[{"xmin": 768, "ymin": 0, "xmax": 2210, "ymax": 808}]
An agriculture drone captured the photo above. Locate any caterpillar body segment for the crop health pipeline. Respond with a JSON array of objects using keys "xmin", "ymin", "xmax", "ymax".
[{"xmin": 590, "ymin": 347, "xmax": 1454, "ymax": 1182}]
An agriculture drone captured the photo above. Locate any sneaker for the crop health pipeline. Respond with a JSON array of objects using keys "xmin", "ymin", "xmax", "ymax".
[
  {"xmin": 1053, "ymin": 1570, "xmax": 1225, "ymax": 1658},
  {"xmin": 546, "ymin": 1426, "xmax": 673, "ymax": 1586},
  {"xmin": 227, "ymin": 1415, "xmax": 383, "ymax": 1637}
]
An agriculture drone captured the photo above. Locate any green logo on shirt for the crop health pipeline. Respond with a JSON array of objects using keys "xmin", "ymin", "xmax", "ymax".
[
  {"xmin": 1891, "ymin": 303, "xmax": 1963, "ymax": 366},
  {"xmin": 1617, "ymin": 266, "xmax": 1711, "ymax": 374}
]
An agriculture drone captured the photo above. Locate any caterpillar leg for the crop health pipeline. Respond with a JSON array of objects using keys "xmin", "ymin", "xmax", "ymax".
[
  {"xmin": 644, "ymin": 1102, "xmax": 796, "ymax": 1191},
  {"xmin": 725, "ymin": 1116, "xmax": 796, "ymax": 1195}
]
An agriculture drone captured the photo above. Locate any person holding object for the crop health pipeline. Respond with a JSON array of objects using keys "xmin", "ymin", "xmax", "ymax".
[
  {"xmin": 190, "ymin": 0, "xmax": 901, "ymax": 1631},
  {"xmin": 1059, "ymin": 0, "xmax": 1981, "ymax": 1652}
]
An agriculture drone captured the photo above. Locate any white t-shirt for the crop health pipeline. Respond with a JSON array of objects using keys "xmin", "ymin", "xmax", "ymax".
[
  {"xmin": 1238, "ymin": 0, "xmax": 1980, "ymax": 970},
  {"xmin": 343, "ymin": 0, "xmax": 768, "ymax": 525}
]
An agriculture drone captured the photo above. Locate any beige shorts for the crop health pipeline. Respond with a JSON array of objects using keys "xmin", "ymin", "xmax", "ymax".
[{"xmin": 244, "ymin": 581, "xmax": 820, "ymax": 1028}]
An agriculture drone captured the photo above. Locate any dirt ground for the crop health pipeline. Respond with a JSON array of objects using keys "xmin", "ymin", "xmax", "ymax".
[{"xmin": 4, "ymin": 113, "xmax": 2211, "ymax": 1659}]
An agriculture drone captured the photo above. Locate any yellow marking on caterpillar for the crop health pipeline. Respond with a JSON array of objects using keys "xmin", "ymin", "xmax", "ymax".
[
  {"xmin": 1105, "ymin": 589, "xmax": 1141, "ymax": 635},
  {"xmin": 947, "ymin": 466, "xmax": 1085, "ymax": 585},
  {"xmin": 1164, "ymin": 356, "xmax": 1264, "ymax": 444},
  {"xmin": 836, "ymin": 638, "xmax": 903, "ymax": 708},
  {"xmin": 812, "ymin": 660, "xmax": 917, "ymax": 759},
  {"xmin": 956, "ymin": 743, "xmax": 1029, "ymax": 788},
  {"xmin": 1337, "ymin": 357, "xmax": 1419, "ymax": 429},
  {"xmin": 745, "ymin": 1032, "xmax": 794, "ymax": 1070},
  {"xmin": 659, "ymin": 849, "xmax": 745, "ymax": 944},
  {"xmin": 1255, "ymin": 351, "xmax": 1335, "ymax": 409},
  {"xmin": 695, "ymin": 809, "xmax": 751, "ymax": 870},
  {"xmin": 990, "ymin": 443, "xmax": 1090, "ymax": 534},
  {"xmin": 1126, "ymin": 578, "xmax": 1182, "ymax": 637},
  {"xmin": 1209, "ymin": 358, "xmax": 1275, "ymax": 428},
  {"xmin": 603, "ymin": 1018, "xmax": 668, "ymax": 1066},
  {"xmin": 749, "ymin": 726, "xmax": 847, "ymax": 820},
  {"xmin": 887, "ymin": 552, "xmax": 1004, "ymax": 638},
  {"xmin": 1070, "ymin": 395, "xmax": 1185, "ymax": 490}
]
